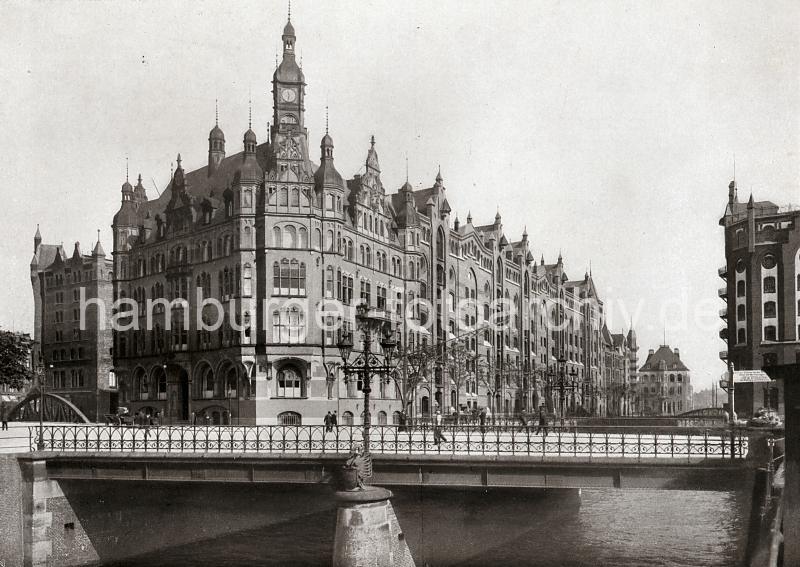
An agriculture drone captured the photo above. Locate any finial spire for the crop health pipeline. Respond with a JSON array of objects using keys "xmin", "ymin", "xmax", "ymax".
[
  {"xmin": 215, "ymin": 98, "xmax": 219, "ymax": 126},
  {"xmin": 325, "ymin": 105, "xmax": 329, "ymax": 135},
  {"xmin": 733, "ymin": 152, "xmax": 736, "ymax": 183},
  {"xmin": 370, "ymin": 135, "xmax": 375, "ymax": 149},
  {"xmin": 176, "ymin": 153, "xmax": 181, "ymax": 168},
  {"xmin": 125, "ymin": 155, "xmax": 129, "ymax": 182},
  {"xmin": 97, "ymin": 229, "xmax": 100, "ymax": 243},
  {"xmin": 248, "ymin": 92, "xmax": 252, "ymax": 129},
  {"xmin": 288, "ymin": 0, "xmax": 291, "ymax": 22},
  {"xmin": 405, "ymin": 153, "xmax": 409, "ymax": 183}
]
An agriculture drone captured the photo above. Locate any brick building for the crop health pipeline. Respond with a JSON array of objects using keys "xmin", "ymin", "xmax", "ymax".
[
  {"xmin": 718, "ymin": 180, "xmax": 800, "ymax": 418},
  {"xmin": 30, "ymin": 228, "xmax": 115, "ymax": 420},
  {"xmin": 108, "ymin": 16, "xmax": 635, "ymax": 425},
  {"xmin": 636, "ymin": 345, "xmax": 692, "ymax": 415}
]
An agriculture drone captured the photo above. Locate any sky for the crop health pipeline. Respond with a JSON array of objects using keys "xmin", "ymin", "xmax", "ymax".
[{"xmin": 0, "ymin": 1, "xmax": 797, "ymax": 391}]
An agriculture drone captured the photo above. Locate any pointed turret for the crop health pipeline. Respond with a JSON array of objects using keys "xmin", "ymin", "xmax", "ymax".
[
  {"xmin": 71, "ymin": 241, "xmax": 82, "ymax": 261},
  {"xmin": 466, "ymin": 211, "xmax": 472, "ymax": 224},
  {"xmin": 93, "ymin": 230, "xmax": 106, "ymax": 257},
  {"xmin": 314, "ymin": 129, "xmax": 344, "ymax": 192},
  {"xmin": 237, "ymin": 128, "xmax": 263, "ymax": 183},
  {"xmin": 208, "ymin": 101, "xmax": 226, "ymax": 174},
  {"xmin": 34, "ymin": 224, "xmax": 41, "ymax": 253},
  {"xmin": 133, "ymin": 173, "xmax": 147, "ymax": 203}
]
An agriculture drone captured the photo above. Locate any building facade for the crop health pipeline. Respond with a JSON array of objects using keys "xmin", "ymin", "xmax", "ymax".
[
  {"xmin": 719, "ymin": 180, "xmax": 800, "ymax": 417},
  {"xmin": 30, "ymin": 229, "xmax": 115, "ymax": 420},
  {"xmin": 635, "ymin": 345, "xmax": 691, "ymax": 415},
  {"xmin": 108, "ymin": 17, "xmax": 635, "ymax": 425}
]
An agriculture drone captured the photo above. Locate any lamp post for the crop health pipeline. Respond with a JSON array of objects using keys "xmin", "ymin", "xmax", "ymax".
[
  {"xmin": 547, "ymin": 351, "xmax": 578, "ymax": 427},
  {"xmin": 337, "ymin": 305, "xmax": 399, "ymax": 458},
  {"xmin": 37, "ymin": 362, "xmax": 53, "ymax": 451}
]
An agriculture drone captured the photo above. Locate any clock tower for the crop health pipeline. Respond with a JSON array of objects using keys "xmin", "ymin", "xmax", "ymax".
[{"xmin": 271, "ymin": 16, "xmax": 310, "ymax": 173}]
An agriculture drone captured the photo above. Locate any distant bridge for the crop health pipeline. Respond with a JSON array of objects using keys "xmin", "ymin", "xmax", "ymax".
[{"xmin": 25, "ymin": 424, "xmax": 754, "ymax": 491}]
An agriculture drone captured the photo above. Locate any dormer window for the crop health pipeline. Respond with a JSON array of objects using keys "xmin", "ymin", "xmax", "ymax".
[{"xmin": 225, "ymin": 198, "xmax": 233, "ymax": 218}]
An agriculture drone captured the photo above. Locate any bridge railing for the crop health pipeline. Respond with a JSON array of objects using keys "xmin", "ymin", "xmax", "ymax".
[{"xmin": 28, "ymin": 424, "xmax": 749, "ymax": 461}]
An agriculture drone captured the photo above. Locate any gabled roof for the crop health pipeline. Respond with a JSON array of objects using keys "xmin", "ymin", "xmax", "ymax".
[{"xmin": 639, "ymin": 345, "xmax": 689, "ymax": 372}]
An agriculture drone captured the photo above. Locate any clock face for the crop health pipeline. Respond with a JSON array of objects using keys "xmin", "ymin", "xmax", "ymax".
[{"xmin": 281, "ymin": 88, "xmax": 296, "ymax": 103}]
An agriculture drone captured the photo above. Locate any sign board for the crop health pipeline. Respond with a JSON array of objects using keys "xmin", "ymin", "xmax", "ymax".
[{"xmin": 733, "ymin": 370, "xmax": 772, "ymax": 383}]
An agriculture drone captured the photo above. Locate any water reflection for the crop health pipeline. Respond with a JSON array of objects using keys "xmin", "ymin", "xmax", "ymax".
[{"xmin": 96, "ymin": 483, "xmax": 747, "ymax": 567}]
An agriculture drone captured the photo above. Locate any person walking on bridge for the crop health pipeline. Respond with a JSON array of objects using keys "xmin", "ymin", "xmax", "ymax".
[
  {"xmin": 433, "ymin": 409, "xmax": 448, "ymax": 445},
  {"xmin": 535, "ymin": 406, "xmax": 548, "ymax": 437}
]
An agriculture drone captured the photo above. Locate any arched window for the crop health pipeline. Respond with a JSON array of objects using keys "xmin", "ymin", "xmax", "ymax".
[
  {"xmin": 279, "ymin": 188, "xmax": 288, "ymax": 206},
  {"xmin": 298, "ymin": 227, "xmax": 308, "ymax": 249},
  {"xmin": 737, "ymin": 328, "xmax": 746, "ymax": 344},
  {"xmin": 436, "ymin": 227, "xmax": 445, "ymax": 260},
  {"xmin": 273, "ymin": 226, "xmax": 282, "ymax": 247},
  {"xmin": 736, "ymin": 280, "xmax": 745, "ymax": 297},
  {"xmin": 341, "ymin": 411, "xmax": 354, "ymax": 426},
  {"xmin": 392, "ymin": 411, "xmax": 402, "ymax": 425},
  {"xmin": 314, "ymin": 228, "xmax": 322, "ymax": 250},
  {"xmin": 278, "ymin": 411, "xmax": 302, "ymax": 425},
  {"xmin": 326, "ymin": 230, "xmax": 334, "ymax": 252},
  {"xmin": 737, "ymin": 304, "xmax": 745, "ymax": 321},
  {"xmin": 284, "ymin": 226, "xmax": 296, "ymax": 248},
  {"xmin": 763, "ymin": 276, "xmax": 776, "ymax": 294},
  {"xmin": 276, "ymin": 367, "xmax": 303, "ymax": 398},
  {"xmin": 243, "ymin": 264, "xmax": 252, "ymax": 296},
  {"xmin": 290, "ymin": 188, "xmax": 300, "ymax": 207},
  {"xmin": 377, "ymin": 411, "xmax": 387, "ymax": 425},
  {"xmin": 243, "ymin": 226, "xmax": 252, "ymax": 248},
  {"xmin": 764, "ymin": 325, "xmax": 777, "ymax": 341},
  {"xmin": 764, "ymin": 301, "xmax": 777, "ymax": 319}
]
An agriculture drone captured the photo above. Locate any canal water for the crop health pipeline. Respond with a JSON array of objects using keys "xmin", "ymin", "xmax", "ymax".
[{"xmin": 89, "ymin": 482, "xmax": 748, "ymax": 567}]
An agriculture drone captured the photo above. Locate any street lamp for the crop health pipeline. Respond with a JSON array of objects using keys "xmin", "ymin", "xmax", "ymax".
[
  {"xmin": 37, "ymin": 362, "xmax": 53, "ymax": 451},
  {"xmin": 547, "ymin": 352, "xmax": 578, "ymax": 427},
  {"xmin": 336, "ymin": 305, "xmax": 399, "ymax": 459}
]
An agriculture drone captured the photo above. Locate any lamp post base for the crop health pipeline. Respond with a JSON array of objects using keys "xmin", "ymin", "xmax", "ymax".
[{"xmin": 332, "ymin": 484, "xmax": 415, "ymax": 567}]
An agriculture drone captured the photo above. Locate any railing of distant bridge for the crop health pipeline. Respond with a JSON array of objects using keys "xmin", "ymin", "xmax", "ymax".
[{"xmin": 29, "ymin": 424, "xmax": 748, "ymax": 462}]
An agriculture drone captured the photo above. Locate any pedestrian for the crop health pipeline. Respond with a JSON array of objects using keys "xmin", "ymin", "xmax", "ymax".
[
  {"xmin": 1, "ymin": 401, "xmax": 8, "ymax": 431},
  {"xmin": 519, "ymin": 412, "xmax": 529, "ymax": 432},
  {"xmin": 433, "ymin": 410, "xmax": 448, "ymax": 445},
  {"xmin": 152, "ymin": 411, "xmax": 160, "ymax": 427},
  {"xmin": 331, "ymin": 410, "xmax": 338, "ymax": 428},
  {"xmin": 535, "ymin": 406, "xmax": 548, "ymax": 437},
  {"xmin": 204, "ymin": 412, "xmax": 210, "ymax": 427},
  {"xmin": 324, "ymin": 411, "xmax": 332, "ymax": 433},
  {"xmin": 479, "ymin": 407, "xmax": 487, "ymax": 434}
]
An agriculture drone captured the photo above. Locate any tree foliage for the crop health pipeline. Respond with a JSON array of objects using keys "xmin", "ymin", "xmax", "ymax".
[
  {"xmin": 0, "ymin": 330, "xmax": 33, "ymax": 390},
  {"xmin": 393, "ymin": 342, "xmax": 439, "ymax": 414}
]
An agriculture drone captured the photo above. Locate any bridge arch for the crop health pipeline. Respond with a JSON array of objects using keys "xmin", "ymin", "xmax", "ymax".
[{"xmin": 7, "ymin": 390, "xmax": 90, "ymax": 423}]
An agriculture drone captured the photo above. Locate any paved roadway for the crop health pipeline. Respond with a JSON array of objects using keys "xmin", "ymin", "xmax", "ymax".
[{"xmin": 22, "ymin": 424, "xmax": 749, "ymax": 461}]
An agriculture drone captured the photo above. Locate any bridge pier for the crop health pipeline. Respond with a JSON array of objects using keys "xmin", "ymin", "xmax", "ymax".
[{"xmin": 332, "ymin": 485, "xmax": 414, "ymax": 567}]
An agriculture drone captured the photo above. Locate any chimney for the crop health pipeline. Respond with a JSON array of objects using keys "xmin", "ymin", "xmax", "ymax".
[
  {"xmin": 648, "ymin": 349, "xmax": 654, "ymax": 356},
  {"xmin": 674, "ymin": 348, "xmax": 680, "ymax": 357}
]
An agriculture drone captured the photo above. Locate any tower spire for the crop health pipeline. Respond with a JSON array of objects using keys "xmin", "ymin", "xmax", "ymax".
[
  {"xmin": 125, "ymin": 155, "xmax": 129, "ymax": 182},
  {"xmin": 215, "ymin": 98, "xmax": 219, "ymax": 126},
  {"xmin": 248, "ymin": 92, "xmax": 252, "ymax": 129},
  {"xmin": 288, "ymin": 0, "xmax": 291, "ymax": 22},
  {"xmin": 325, "ymin": 105, "xmax": 329, "ymax": 135}
]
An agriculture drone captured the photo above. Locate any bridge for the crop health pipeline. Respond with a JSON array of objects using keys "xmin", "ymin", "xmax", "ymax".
[
  {"xmin": 1, "ymin": 422, "xmax": 765, "ymax": 567},
  {"xmin": 25, "ymin": 423, "xmax": 753, "ymax": 491}
]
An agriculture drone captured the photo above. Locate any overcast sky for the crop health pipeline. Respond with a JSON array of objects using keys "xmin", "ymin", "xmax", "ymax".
[{"xmin": 1, "ymin": 1, "xmax": 797, "ymax": 391}]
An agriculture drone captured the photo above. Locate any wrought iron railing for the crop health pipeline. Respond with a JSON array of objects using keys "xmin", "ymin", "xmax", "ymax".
[{"xmin": 29, "ymin": 424, "xmax": 748, "ymax": 462}]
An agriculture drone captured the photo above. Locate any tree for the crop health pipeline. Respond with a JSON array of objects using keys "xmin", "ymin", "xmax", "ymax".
[
  {"xmin": 0, "ymin": 330, "xmax": 33, "ymax": 391},
  {"xmin": 443, "ymin": 340, "xmax": 478, "ymax": 423},
  {"xmin": 393, "ymin": 342, "xmax": 439, "ymax": 419},
  {"xmin": 476, "ymin": 355, "xmax": 499, "ymax": 420}
]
